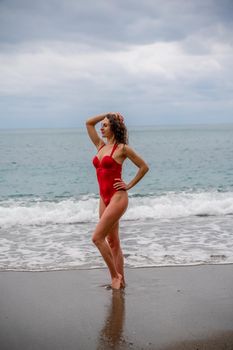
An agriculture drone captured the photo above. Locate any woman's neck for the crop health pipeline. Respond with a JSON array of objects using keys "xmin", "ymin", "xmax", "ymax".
[{"xmin": 106, "ymin": 137, "xmax": 116, "ymax": 145}]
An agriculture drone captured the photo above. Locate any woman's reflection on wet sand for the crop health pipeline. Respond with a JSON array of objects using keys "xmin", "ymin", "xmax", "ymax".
[{"xmin": 97, "ymin": 290, "xmax": 126, "ymax": 349}]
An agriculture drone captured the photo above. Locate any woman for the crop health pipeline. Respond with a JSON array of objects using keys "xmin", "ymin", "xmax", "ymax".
[{"xmin": 86, "ymin": 112, "xmax": 149, "ymax": 289}]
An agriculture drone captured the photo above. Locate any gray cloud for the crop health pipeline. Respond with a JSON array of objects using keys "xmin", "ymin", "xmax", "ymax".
[
  {"xmin": 1, "ymin": 0, "xmax": 232, "ymax": 45},
  {"xmin": 0, "ymin": 0, "xmax": 233, "ymax": 128}
]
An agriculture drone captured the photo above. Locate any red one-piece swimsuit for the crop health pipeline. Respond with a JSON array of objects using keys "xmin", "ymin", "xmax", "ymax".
[{"xmin": 93, "ymin": 143, "xmax": 124, "ymax": 206}]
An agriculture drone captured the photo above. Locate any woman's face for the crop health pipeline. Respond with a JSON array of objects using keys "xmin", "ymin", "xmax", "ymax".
[{"xmin": 100, "ymin": 117, "xmax": 113, "ymax": 138}]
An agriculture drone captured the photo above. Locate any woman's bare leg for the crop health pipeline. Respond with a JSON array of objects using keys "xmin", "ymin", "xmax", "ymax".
[
  {"xmin": 92, "ymin": 192, "xmax": 128, "ymax": 289},
  {"xmin": 106, "ymin": 222, "xmax": 125, "ymax": 287},
  {"xmin": 99, "ymin": 196, "xmax": 106, "ymax": 219},
  {"xmin": 99, "ymin": 199, "xmax": 125, "ymax": 286}
]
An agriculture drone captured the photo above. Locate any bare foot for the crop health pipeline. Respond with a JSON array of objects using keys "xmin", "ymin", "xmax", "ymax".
[{"xmin": 111, "ymin": 273, "xmax": 122, "ymax": 290}]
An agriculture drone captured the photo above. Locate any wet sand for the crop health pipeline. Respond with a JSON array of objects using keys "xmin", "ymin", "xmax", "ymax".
[{"xmin": 0, "ymin": 264, "xmax": 233, "ymax": 349}]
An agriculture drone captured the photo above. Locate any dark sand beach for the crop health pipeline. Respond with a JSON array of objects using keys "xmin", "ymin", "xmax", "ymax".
[{"xmin": 0, "ymin": 264, "xmax": 233, "ymax": 350}]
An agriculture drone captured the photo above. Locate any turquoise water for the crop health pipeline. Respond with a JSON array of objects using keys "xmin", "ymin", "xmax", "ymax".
[{"xmin": 0, "ymin": 124, "xmax": 233, "ymax": 270}]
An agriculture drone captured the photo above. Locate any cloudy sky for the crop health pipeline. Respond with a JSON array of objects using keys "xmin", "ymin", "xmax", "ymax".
[{"xmin": 0, "ymin": 0, "xmax": 233, "ymax": 128}]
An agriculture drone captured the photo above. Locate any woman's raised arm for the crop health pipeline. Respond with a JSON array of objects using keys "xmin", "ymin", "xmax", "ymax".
[{"xmin": 85, "ymin": 113, "xmax": 106, "ymax": 148}]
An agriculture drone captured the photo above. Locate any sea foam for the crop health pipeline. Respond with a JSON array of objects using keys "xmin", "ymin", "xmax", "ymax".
[{"xmin": 1, "ymin": 191, "xmax": 233, "ymax": 228}]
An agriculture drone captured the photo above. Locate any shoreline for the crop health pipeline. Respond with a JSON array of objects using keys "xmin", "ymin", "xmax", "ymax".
[
  {"xmin": 1, "ymin": 261, "xmax": 233, "ymax": 273},
  {"xmin": 1, "ymin": 264, "xmax": 233, "ymax": 349}
]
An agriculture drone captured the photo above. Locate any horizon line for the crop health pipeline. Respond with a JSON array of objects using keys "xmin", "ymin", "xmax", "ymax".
[{"xmin": 1, "ymin": 121, "xmax": 233, "ymax": 131}]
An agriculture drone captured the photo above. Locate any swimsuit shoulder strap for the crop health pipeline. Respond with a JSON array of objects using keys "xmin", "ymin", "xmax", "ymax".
[
  {"xmin": 110, "ymin": 143, "xmax": 118, "ymax": 157},
  {"xmin": 97, "ymin": 143, "xmax": 105, "ymax": 153}
]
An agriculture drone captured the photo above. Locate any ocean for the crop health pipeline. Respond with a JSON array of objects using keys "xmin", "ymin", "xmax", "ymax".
[{"xmin": 0, "ymin": 124, "xmax": 233, "ymax": 271}]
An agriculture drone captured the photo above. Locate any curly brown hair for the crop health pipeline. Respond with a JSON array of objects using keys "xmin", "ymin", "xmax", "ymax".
[{"xmin": 106, "ymin": 113, "xmax": 128, "ymax": 145}]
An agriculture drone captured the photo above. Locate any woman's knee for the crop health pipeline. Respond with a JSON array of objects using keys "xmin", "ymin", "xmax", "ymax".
[
  {"xmin": 107, "ymin": 236, "xmax": 120, "ymax": 250},
  {"xmin": 92, "ymin": 234, "xmax": 104, "ymax": 247}
]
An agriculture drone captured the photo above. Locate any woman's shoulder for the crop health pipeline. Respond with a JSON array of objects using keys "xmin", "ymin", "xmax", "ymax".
[
  {"xmin": 97, "ymin": 140, "xmax": 105, "ymax": 151},
  {"xmin": 117, "ymin": 143, "xmax": 133, "ymax": 156},
  {"xmin": 117, "ymin": 143, "xmax": 126, "ymax": 150},
  {"xmin": 117, "ymin": 143, "xmax": 132, "ymax": 150}
]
